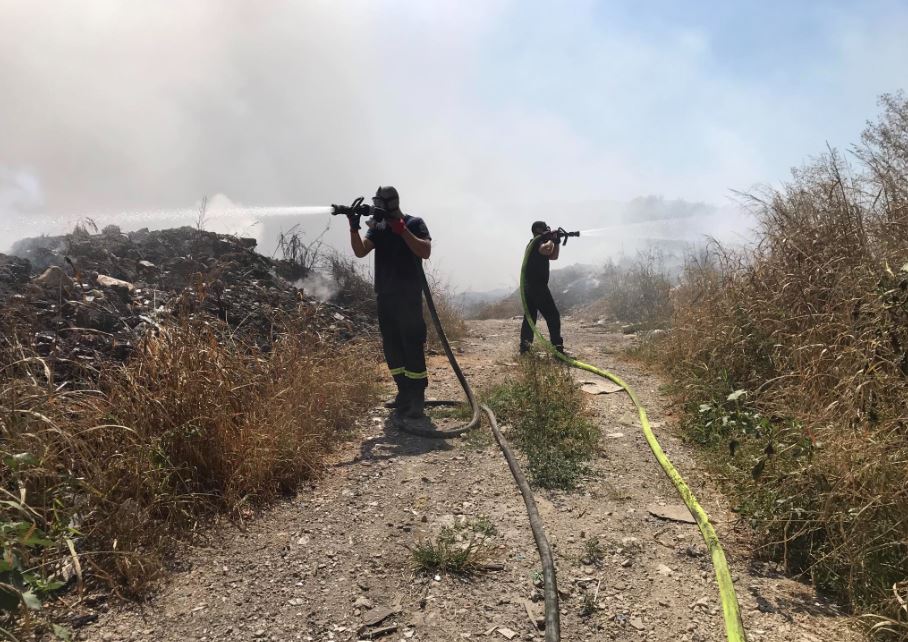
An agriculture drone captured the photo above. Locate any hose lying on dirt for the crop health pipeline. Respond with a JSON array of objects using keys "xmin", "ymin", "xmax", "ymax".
[
  {"xmin": 483, "ymin": 404, "xmax": 560, "ymax": 640},
  {"xmin": 389, "ymin": 266, "xmax": 561, "ymax": 640},
  {"xmin": 387, "ymin": 268, "xmax": 480, "ymax": 438},
  {"xmin": 519, "ymin": 238, "xmax": 747, "ymax": 642}
]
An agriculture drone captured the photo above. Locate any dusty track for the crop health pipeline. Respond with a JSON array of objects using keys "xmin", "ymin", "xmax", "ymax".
[{"xmin": 87, "ymin": 318, "xmax": 859, "ymax": 642}]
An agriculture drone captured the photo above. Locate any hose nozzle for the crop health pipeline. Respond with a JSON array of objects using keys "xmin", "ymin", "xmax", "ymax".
[
  {"xmin": 555, "ymin": 227, "xmax": 580, "ymax": 245},
  {"xmin": 331, "ymin": 196, "xmax": 365, "ymax": 216}
]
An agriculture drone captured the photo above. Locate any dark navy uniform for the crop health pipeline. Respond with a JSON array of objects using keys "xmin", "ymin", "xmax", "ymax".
[{"xmin": 366, "ymin": 215, "xmax": 432, "ymax": 389}]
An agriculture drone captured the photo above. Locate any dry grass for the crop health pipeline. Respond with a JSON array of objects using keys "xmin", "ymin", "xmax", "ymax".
[
  {"xmin": 601, "ymin": 251, "xmax": 674, "ymax": 328},
  {"xmin": 472, "ymin": 295, "xmax": 521, "ymax": 320},
  {"xmin": 651, "ymin": 93, "xmax": 908, "ymax": 637},
  {"xmin": 0, "ymin": 316, "xmax": 380, "ymax": 615},
  {"xmin": 423, "ymin": 268, "xmax": 468, "ymax": 349},
  {"xmin": 326, "ymin": 252, "xmax": 375, "ymax": 318}
]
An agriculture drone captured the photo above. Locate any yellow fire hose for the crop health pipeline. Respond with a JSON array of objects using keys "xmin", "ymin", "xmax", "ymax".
[{"xmin": 520, "ymin": 237, "xmax": 747, "ymax": 642}]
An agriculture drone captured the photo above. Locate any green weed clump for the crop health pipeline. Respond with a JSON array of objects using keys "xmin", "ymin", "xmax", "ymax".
[
  {"xmin": 580, "ymin": 536, "xmax": 606, "ymax": 567},
  {"xmin": 411, "ymin": 519, "xmax": 495, "ymax": 575},
  {"xmin": 486, "ymin": 355, "xmax": 598, "ymax": 490},
  {"xmin": 651, "ymin": 93, "xmax": 908, "ymax": 638}
]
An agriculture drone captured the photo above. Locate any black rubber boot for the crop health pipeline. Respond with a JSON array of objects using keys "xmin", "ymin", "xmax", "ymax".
[
  {"xmin": 391, "ymin": 374, "xmax": 410, "ymax": 416},
  {"xmin": 554, "ymin": 344, "xmax": 574, "ymax": 359},
  {"xmin": 403, "ymin": 380, "xmax": 427, "ymax": 420}
]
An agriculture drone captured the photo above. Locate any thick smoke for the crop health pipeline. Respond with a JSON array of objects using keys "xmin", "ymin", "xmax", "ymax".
[{"xmin": 4, "ymin": 2, "xmax": 903, "ymax": 288}]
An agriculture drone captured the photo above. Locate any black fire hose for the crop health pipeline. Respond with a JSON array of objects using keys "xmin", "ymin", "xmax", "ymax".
[
  {"xmin": 388, "ymin": 266, "xmax": 561, "ymax": 641},
  {"xmin": 388, "ymin": 267, "xmax": 480, "ymax": 438},
  {"xmin": 483, "ymin": 404, "xmax": 561, "ymax": 640}
]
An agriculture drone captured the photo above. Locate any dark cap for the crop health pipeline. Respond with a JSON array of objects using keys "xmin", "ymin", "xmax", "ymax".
[{"xmin": 531, "ymin": 220, "xmax": 548, "ymax": 235}]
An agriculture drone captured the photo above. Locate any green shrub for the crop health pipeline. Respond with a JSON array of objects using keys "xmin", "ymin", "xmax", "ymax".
[{"xmin": 486, "ymin": 355, "xmax": 598, "ymax": 490}]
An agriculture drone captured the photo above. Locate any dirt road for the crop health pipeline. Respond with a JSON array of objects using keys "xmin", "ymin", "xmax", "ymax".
[{"xmin": 86, "ymin": 318, "xmax": 859, "ymax": 642}]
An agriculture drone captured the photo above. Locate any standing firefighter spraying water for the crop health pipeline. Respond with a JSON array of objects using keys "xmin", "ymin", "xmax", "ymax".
[
  {"xmin": 519, "ymin": 221, "xmax": 578, "ymax": 355},
  {"xmin": 333, "ymin": 187, "xmax": 432, "ymax": 421}
]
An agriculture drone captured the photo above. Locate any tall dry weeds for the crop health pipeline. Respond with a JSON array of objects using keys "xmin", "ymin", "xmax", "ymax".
[
  {"xmin": 655, "ymin": 93, "xmax": 908, "ymax": 637},
  {"xmin": 423, "ymin": 268, "xmax": 468, "ymax": 349},
  {"xmin": 0, "ymin": 318, "xmax": 380, "ymax": 603},
  {"xmin": 602, "ymin": 250, "xmax": 674, "ymax": 328}
]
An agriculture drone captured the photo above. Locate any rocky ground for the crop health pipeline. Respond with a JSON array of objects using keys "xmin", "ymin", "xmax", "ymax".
[{"xmin": 79, "ymin": 317, "xmax": 859, "ymax": 642}]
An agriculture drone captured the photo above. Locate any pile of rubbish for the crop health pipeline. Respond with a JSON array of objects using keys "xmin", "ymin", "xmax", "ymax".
[{"xmin": 1, "ymin": 226, "xmax": 375, "ymax": 382}]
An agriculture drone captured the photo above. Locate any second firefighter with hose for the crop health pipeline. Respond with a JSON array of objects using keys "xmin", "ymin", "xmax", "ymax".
[
  {"xmin": 520, "ymin": 221, "xmax": 568, "ymax": 355},
  {"xmin": 345, "ymin": 186, "xmax": 432, "ymax": 421}
]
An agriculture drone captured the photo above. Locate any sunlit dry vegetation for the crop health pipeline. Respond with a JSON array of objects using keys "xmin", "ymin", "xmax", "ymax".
[
  {"xmin": 650, "ymin": 93, "xmax": 908, "ymax": 637},
  {"xmin": 0, "ymin": 314, "xmax": 379, "ymax": 625},
  {"xmin": 600, "ymin": 250, "xmax": 674, "ymax": 329}
]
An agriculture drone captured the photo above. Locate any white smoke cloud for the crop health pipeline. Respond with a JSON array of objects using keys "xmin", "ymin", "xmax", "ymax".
[
  {"xmin": 295, "ymin": 273, "xmax": 339, "ymax": 303},
  {"xmin": 0, "ymin": 167, "xmax": 45, "ymax": 251},
  {"xmin": 0, "ymin": 167, "xmax": 43, "ymax": 212},
  {"xmin": 1, "ymin": 1, "xmax": 906, "ymax": 287},
  {"xmin": 197, "ymin": 194, "xmax": 262, "ymax": 241}
]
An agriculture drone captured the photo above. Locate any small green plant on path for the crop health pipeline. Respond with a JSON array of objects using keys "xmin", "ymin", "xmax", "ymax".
[
  {"xmin": 580, "ymin": 536, "xmax": 606, "ymax": 567},
  {"xmin": 411, "ymin": 519, "xmax": 496, "ymax": 575},
  {"xmin": 485, "ymin": 355, "xmax": 598, "ymax": 490}
]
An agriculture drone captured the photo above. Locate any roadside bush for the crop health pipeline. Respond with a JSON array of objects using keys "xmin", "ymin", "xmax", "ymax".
[
  {"xmin": 653, "ymin": 93, "xmax": 908, "ymax": 637},
  {"xmin": 326, "ymin": 252, "xmax": 375, "ymax": 319},
  {"xmin": 602, "ymin": 250, "xmax": 674, "ymax": 328},
  {"xmin": 0, "ymin": 318, "xmax": 380, "ymax": 627}
]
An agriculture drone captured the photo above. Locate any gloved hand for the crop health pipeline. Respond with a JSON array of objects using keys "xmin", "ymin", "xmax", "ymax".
[
  {"xmin": 347, "ymin": 212, "xmax": 362, "ymax": 231},
  {"xmin": 389, "ymin": 217, "xmax": 406, "ymax": 235}
]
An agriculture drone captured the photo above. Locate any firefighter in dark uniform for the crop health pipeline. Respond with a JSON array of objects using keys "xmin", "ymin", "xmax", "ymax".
[
  {"xmin": 520, "ymin": 221, "xmax": 565, "ymax": 355},
  {"xmin": 348, "ymin": 186, "xmax": 432, "ymax": 420}
]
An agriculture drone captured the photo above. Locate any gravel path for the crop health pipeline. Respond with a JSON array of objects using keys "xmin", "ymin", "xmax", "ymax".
[{"xmin": 84, "ymin": 318, "xmax": 860, "ymax": 642}]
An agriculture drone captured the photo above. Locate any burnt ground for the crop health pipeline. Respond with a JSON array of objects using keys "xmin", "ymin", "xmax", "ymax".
[{"xmin": 82, "ymin": 317, "xmax": 859, "ymax": 642}]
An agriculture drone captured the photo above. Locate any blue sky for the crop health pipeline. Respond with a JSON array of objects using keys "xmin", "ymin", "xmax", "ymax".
[
  {"xmin": 1, "ymin": 1, "xmax": 907, "ymax": 287},
  {"xmin": 467, "ymin": 0, "xmax": 908, "ymax": 200}
]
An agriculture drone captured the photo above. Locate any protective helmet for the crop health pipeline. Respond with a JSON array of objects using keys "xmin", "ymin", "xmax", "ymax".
[
  {"xmin": 374, "ymin": 186, "xmax": 400, "ymax": 212},
  {"xmin": 531, "ymin": 220, "xmax": 549, "ymax": 235}
]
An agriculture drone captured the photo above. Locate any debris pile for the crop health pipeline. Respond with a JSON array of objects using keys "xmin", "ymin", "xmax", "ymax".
[{"xmin": 1, "ymin": 226, "xmax": 376, "ymax": 382}]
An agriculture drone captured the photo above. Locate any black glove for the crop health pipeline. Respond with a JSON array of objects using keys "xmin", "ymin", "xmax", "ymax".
[{"xmin": 347, "ymin": 212, "xmax": 362, "ymax": 231}]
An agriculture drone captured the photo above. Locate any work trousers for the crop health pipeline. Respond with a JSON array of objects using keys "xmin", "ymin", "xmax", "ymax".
[
  {"xmin": 377, "ymin": 289, "xmax": 428, "ymax": 388},
  {"xmin": 520, "ymin": 285, "xmax": 562, "ymax": 348}
]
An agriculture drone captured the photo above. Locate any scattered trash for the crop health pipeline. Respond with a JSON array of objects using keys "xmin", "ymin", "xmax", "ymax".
[
  {"xmin": 579, "ymin": 379, "xmax": 623, "ymax": 395},
  {"xmin": 360, "ymin": 606, "xmax": 398, "ymax": 628},
  {"xmin": 523, "ymin": 599, "xmax": 545, "ymax": 630},
  {"xmin": 647, "ymin": 504, "xmax": 697, "ymax": 524},
  {"xmin": 1, "ymin": 227, "xmax": 376, "ymax": 385}
]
